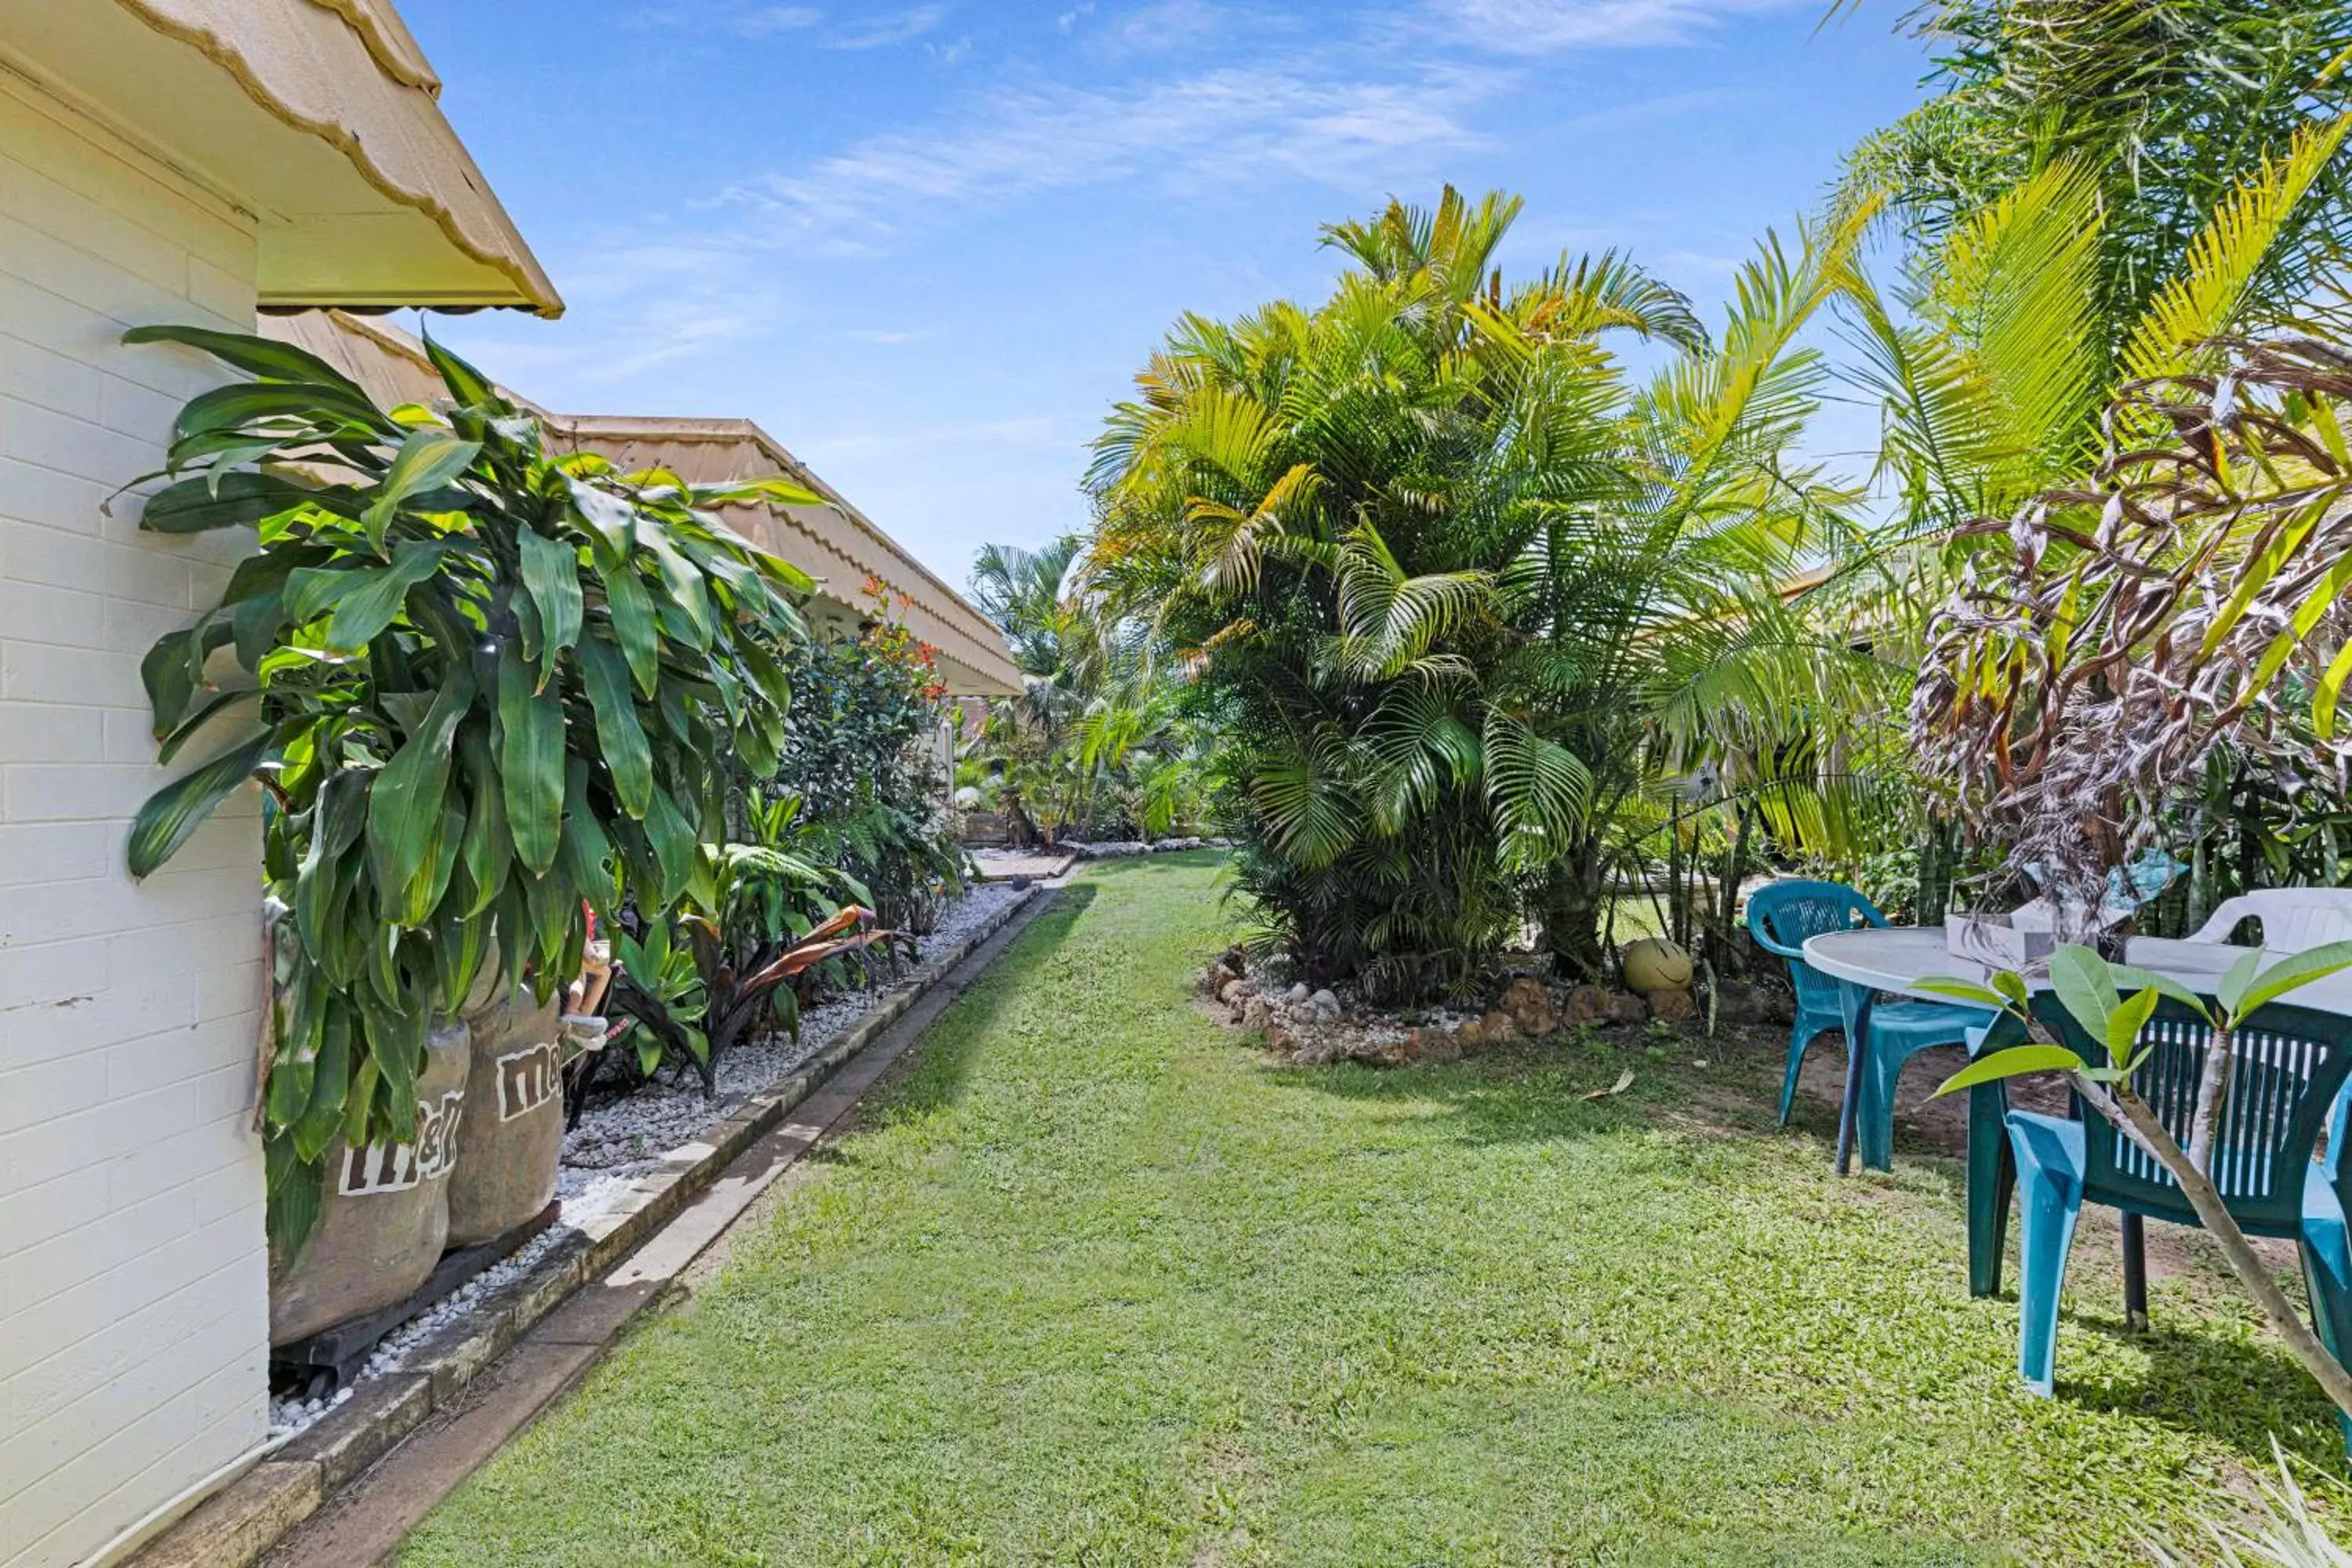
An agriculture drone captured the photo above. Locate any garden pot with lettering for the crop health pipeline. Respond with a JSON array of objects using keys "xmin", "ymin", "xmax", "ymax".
[
  {"xmin": 268, "ymin": 1018, "xmax": 470, "ymax": 1346},
  {"xmin": 445, "ymin": 983, "xmax": 566, "ymax": 1247}
]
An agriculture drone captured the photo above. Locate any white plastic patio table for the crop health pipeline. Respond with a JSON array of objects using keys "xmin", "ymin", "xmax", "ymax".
[{"xmin": 1801, "ymin": 929, "xmax": 2267, "ymax": 1175}]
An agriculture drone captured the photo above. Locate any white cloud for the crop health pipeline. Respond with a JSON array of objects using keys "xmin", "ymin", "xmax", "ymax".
[
  {"xmin": 736, "ymin": 5, "xmax": 822, "ymax": 34},
  {"xmin": 730, "ymin": 65, "xmax": 1495, "ymax": 236},
  {"xmin": 831, "ymin": 5, "xmax": 948, "ymax": 48},
  {"xmin": 1430, "ymin": 0, "xmax": 1804, "ymax": 50}
]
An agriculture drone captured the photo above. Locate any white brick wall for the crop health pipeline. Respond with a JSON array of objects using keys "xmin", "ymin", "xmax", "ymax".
[{"xmin": 0, "ymin": 71, "xmax": 270, "ymax": 1568}]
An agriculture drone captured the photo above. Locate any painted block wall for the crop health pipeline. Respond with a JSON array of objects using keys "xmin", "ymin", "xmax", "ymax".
[{"xmin": 0, "ymin": 68, "xmax": 270, "ymax": 1568}]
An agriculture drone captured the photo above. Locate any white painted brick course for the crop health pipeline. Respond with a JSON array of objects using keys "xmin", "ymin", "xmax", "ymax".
[{"xmin": 0, "ymin": 69, "xmax": 268, "ymax": 1568}]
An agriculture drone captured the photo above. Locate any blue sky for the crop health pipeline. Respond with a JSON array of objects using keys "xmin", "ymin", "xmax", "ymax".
[{"xmin": 402, "ymin": 0, "xmax": 1934, "ymax": 594}]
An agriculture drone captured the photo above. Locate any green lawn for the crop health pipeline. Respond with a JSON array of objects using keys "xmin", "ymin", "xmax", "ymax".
[{"xmin": 401, "ymin": 855, "xmax": 2347, "ymax": 1566}]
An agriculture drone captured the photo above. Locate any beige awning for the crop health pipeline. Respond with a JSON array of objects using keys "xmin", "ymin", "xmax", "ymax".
[
  {"xmin": 263, "ymin": 312, "xmax": 1025, "ymax": 697},
  {"xmin": 0, "ymin": 0, "xmax": 560, "ymax": 315}
]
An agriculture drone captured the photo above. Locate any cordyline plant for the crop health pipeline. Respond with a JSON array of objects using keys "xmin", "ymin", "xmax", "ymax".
[
  {"xmin": 603, "ymin": 793, "xmax": 889, "ymax": 1094},
  {"xmin": 1914, "ymin": 336, "xmax": 2352, "ymax": 929},
  {"xmin": 608, "ymin": 901, "xmax": 888, "ymax": 1095},
  {"xmin": 1925, "ymin": 941, "xmax": 2352, "ymax": 1421},
  {"xmin": 119, "ymin": 324, "xmax": 817, "ymax": 1250}
]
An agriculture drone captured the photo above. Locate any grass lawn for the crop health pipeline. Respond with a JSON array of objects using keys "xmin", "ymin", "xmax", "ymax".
[{"xmin": 400, "ymin": 854, "xmax": 2348, "ymax": 1566}]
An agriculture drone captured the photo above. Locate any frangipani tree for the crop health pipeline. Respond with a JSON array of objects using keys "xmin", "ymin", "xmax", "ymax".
[{"xmin": 122, "ymin": 325, "xmax": 817, "ymax": 1247}]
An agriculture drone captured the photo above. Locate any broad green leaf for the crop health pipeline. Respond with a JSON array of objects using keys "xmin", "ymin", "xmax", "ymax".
[
  {"xmin": 128, "ymin": 731, "xmax": 270, "ymax": 877},
  {"xmin": 2218, "ymin": 946, "xmax": 2266, "ymax": 1015},
  {"xmin": 641, "ymin": 525, "xmax": 714, "ymax": 648},
  {"xmin": 156, "ymin": 690, "xmax": 260, "ymax": 766},
  {"xmin": 170, "ymin": 380, "xmax": 385, "ymax": 445},
  {"xmin": 1931, "ymin": 1045, "xmax": 2089, "ymax": 1098},
  {"xmin": 561, "ymin": 758, "xmax": 619, "ymax": 920},
  {"xmin": 1915, "ymin": 975, "xmax": 2012, "ymax": 1011},
  {"xmin": 140, "ymin": 621, "xmax": 230, "ymax": 738},
  {"xmin": 568, "ymin": 479, "xmax": 639, "ymax": 555},
  {"xmin": 2103, "ymin": 986, "xmax": 2161, "ymax": 1065},
  {"xmin": 322, "ymin": 539, "xmax": 452, "ymax": 653},
  {"xmin": 454, "ymin": 729, "xmax": 510, "ymax": 918},
  {"xmin": 2238, "ymin": 939, "xmax": 2352, "ymax": 1017},
  {"xmin": 365, "ymin": 667, "xmax": 474, "ymax": 918},
  {"xmin": 496, "ymin": 650, "xmax": 566, "ymax": 876},
  {"xmin": 519, "ymin": 528, "xmax": 585, "ymax": 682},
  {"xmin": 2104, "ymin": 964, "xmax": 2216, "ymax": 1022},
  {"xmin": 577, "ymin": 636, "xmax": 652, "ymax": 818},
  {"xmin": 2047, "ymin": 944, "xmax": 2115, "ymax": 1040},
  {"xmin": 359, "ymin": 430, "xmax": 481, "ymax": 552},
  {"xmin": 644, "ymin": 783, "xmax": 697, "ymax": 906},
  {"xmin": 139, "ymin": 470, "xmax": 337, "ymax": 534},
  {"xmin": 594, "ymin": 539, "xmax": 661, "ymax": 695},
  {"xmin": 421, "ymin": 329, "xmax": 496, "ymax": 408},
  {"xmin": 124, "ymin": 322, "xmax": 370, "ymax": 396}
]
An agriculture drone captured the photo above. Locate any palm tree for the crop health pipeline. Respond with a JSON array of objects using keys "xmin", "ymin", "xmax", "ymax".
[
  {"xmin": 1835, "ymin": 116, "xmax": 2352, "ymax": 913},
  {"xmin": 1840, "ymin": 0, "xmax": 2352, "ymax": 349},
  {"xmin": 1083, "ymin": 187, "xmax": 1886, "ymax": 997}
]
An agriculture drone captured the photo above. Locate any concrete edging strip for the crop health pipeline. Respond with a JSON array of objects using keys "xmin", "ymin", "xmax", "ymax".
[{"xmin": 132, "ymin": 884, "xmax": 1051, "ymax": 1568}]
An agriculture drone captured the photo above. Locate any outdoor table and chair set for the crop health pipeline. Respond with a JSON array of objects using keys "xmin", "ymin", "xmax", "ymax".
[{"xmin": 1746, "ymin": 879, "xmax": 2352, "ymax": 1449}]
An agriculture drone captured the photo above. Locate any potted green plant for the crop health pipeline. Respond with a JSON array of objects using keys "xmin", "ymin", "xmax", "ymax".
[{"xmin": 120, "ymin": 325, "xmax": 816, "ymax": 1324}]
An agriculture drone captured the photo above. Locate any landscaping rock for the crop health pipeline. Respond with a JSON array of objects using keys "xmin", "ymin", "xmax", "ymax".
[
  {"xmin": 1647, "ymin": 986, "xmax": 1697, "ymax": 1023},
  {"xmin": 1479, "ymin": 1009, "xmax": 1522, "ymax": 1049},
  {"xmin": 1606, "ymin": 991, "xmax": 1649, "ymax": 1027},
  {"xmin": 1710, "ymin": 979, "xmax": 1773, "ymax": 1025},
  {"xmin": 1287, "ymin": 982, "xmax": 1312, "ymax": 1004},
  {"xmin": 1419, "ymin": 1027, "xmax": 1463, "ymax": 1064},
  {"xmin": 1563, "ymin": 984, "xmax": 1615, "ymax": 1027},
  {"xmin": 1308, "ymin": 989, "xmax": 1341, "ymax": 1022},
  {"xmin": 1501, "ymin": 976, "xmax": 1556, "ymax": 1037},
  {"xmin": 1241, "ymin": 996, "xmax": 1278, "ymax": 1034}
]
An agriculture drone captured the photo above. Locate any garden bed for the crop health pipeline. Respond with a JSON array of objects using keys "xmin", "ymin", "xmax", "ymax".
[{"xmin": 263, "ymin": 882, "xmax": 1024, "ymax": 1442}]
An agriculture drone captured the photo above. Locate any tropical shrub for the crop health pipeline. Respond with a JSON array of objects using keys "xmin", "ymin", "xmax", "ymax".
[
  {"xmin": 766, "ymin": 578, "xmax": 962, "ymax": 932},
  {"xmin": 965, "ymin": 535, "xmax": 1217, "ymax": 845},
  {"xmin": 1083, "ymin": 188, "xmax": 1884, "ymax": 999},
  {"xmin": 605, "ymin": 861, "xmax": 885, "ymax": 1095},
  {"xmin": 1914, "ymin": 331, "xmax": 2352, "ymax": 923},
  {"xmin": 121, "ymin": 325, "xmax": 815, "ymax": 1247}
]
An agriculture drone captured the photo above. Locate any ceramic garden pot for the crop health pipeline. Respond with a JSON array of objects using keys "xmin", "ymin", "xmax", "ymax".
[
  {"xmin": 268, "ymin": 1018, "xmax": 470, "ymax": 1346},
  {"xmin": 444, "ymin": 983, "xmax": 566, "ymax": 1247}
]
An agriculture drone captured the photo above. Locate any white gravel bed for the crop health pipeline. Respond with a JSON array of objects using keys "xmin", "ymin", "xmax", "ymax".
[{"xmin": 266, "ymin": 883, "xmax": 1022, "ymax": 1442}]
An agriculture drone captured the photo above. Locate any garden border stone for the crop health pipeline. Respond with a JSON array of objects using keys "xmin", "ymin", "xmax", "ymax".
[{"xmin": 129, "ymin": 883, "xmax": 1044, "ymax": 1568}]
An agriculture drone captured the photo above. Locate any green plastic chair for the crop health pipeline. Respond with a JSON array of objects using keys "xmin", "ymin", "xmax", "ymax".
[
  {"xmin": 2009, "ymin": 995, "xmax": 2352, "ymax": 1408},
  {"xmin": 1746, "ymin": 880, "xmax": 1994, "ymax": 1171}
]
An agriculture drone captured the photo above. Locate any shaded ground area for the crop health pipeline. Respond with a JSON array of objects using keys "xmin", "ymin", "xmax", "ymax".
[{"xmin": 401, "ymin": 855, "xmax": 2343, "ymax": 1566}]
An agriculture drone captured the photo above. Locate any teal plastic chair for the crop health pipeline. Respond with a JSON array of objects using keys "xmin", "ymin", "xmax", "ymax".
[
  {"xmin": 2299, "ymin": 1088, "xmax": 2352, "ymax": 1454},
  {"xmin": 2009, "ymin": 996, "xmax": 2352, "ymax": 1406},
  {"xmin": 1746, "ymin": 880, "xmax": 1994, "ymax": 1171}
]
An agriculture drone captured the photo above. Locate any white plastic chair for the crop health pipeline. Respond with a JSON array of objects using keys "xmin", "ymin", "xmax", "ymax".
[
  {"xmin": 2125, "ymin": 890, "xmax": 2352, "ymax": 991},
  {"xmin": 2187, "ymin": 891, "xmax": 2352, "ymax": 953}
]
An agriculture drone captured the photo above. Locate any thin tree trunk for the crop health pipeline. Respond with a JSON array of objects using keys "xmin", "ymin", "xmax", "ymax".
[{"xmin": 2083, "ymin": 1072, "xmax": 2352, "ymax": 1418}]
